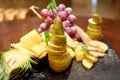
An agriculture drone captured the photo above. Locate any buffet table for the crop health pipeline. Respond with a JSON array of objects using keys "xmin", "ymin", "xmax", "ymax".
[{"xmin": 0, "ymin": 16, "xmax": 120, "ymax": 58}]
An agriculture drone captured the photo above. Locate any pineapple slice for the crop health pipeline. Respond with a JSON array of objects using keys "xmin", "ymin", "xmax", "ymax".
[
  {"xmin": 31, "ymin": 42, "xmax": 47, "ymax": 58},
  {"xmin": 67, "ymin": 47, "xmax": 75, "ymax": 58},
  {"xmin": 20, "ymin": 29, "xmax": 41, "ymax": 50},
  {"xmin": 75, "ymin": 45, "xmax": 85, "ymax": 61}
]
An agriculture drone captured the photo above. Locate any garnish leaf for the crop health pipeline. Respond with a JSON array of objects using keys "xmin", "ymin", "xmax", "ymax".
[
  {"xmin": 81, "ymin": 46, "xmax": 90, "ymax": 55},
  {"xmin": 52, "ymin": 0, "xmax": 57, "ymax": 10},
  {"xmin": 44, "ymin": 31, "xmax": 50, "ymax": 44},
  {"xmin": 47, "ymin": 0, "xmax": 57, "ymax": 12}
]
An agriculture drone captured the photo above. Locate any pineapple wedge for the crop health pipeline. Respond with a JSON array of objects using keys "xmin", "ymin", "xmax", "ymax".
[
  {"xmin": 31, "ymin": 42, "xmax": 47, "ymax": 58},
  {"xmin": 75, "ymin": 45, "xmax": 85, "ymax": 61},
  {"xmin": 20, "ymin": 29, "xmax": 41, "ymax": 50}
]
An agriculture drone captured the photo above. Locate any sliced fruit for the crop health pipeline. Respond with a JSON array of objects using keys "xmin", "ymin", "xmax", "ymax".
[
  {"xmin": 67, "ymin": 47, "xmax": 75, "ymax": 58},
  {"xmin": 87, "ymin": 30, "xmax": 102, "ymax": 40},
  {"xmin": 89, "ymin": 51, "xmax": 106, "ymax": 57},
  {"xmin": 75, "ymin": 45, "xmax": 85, "ymax": 61},
  {"xmin": 47, "ymin": 48, "xmax": 66, "ymax": 56},
  {"xmin": 31, "ymin": 42, "xmax": 47, "ymax": 58},
  {"xmin": 65, "ymin": 32, "xmax": 78, "ymax": 48},
  {"xmin": 48, "ymin": 53, "xmax": 72, "ymax": 72},
  {"xmin": 48, "ymin": 52, "xmax": 70, "ymax": 60},
  {"xmin": 88, "ymin": 40, "xmax": 108, "ymax": 52},
  {"xmin": 20, "ymin": 29, "xmax": 41, "ymax": 50},
  {"xmin": 50, "ymin": 35, "xmax": 66, "ymax": 46},
  {"xmin": 48, "ymin": 42, "xmax": 66, "ymax": 51},
  {"xmin": 50, "ymin": 20, "xmax": 64, "ymax": 35},
  {"xmin": 87, "ymin": 46, "xmax": 98, "ymax": 51},
  {"xmin": 47, "ymin": 18, "xmax": 73, "ymax": 72},
  {"xmin": 74, "ymin": 25, "xmax": 91, "ymax": 46},
  {"xmin": 11, "ymin": 43, "xmax": 38, "ymax": 57},
  {"xmin": 85, "ymin": 55, "xmax": 98, "ymax": 63},
  {"xmin": 39, "ymin": 52, "xmax": 47, "ymax": 59},
  {"xmin": 86, "ymin": 13, "xmax": 103, "ymax": 40},
  {"xmin": 82, "ymin": 58, "xmax": 94, "ymax": 70}
]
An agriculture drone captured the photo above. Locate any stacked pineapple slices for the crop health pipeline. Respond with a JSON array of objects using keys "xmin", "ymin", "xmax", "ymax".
[{"xmin": 47, "ymin": 18, "xmax": 73, "ymax": 72}]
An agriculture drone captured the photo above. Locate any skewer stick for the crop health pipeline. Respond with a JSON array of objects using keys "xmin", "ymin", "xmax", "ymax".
[{"xmin": 29, "ymin": 6, "xmax": 43, "ymax": 20}]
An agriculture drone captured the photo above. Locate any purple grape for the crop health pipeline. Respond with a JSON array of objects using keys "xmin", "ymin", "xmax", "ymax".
[
  {"xmin": 71, "ymin": 27, "xmax": 77, "ymax": 35},
  {"xmin": 74, "ymin": 33, "xmax": 81, "ymax": 41},
  {"xmin": 58, "ymin": 4, "xmax": 66, "ymax": 12},
  {"xmin": 67, "ymin": 14, "xmax": 77, "ymax": 24},
  {"xmin": 48, "ymin": 10, "xmax": 56, "ymax": 19},
  {"xmin": 37, "ymin": 27, "xmax": 42, "ymax": 33},
  {"xmin": 62, "ymin": 20, "xmax": 72, "ymax": 28},
  {"xmin": 65, "ymin": 27, "xmax": 72, "ymax": 35},
  {"xmin": 58, "ymin": 11, "xmax": 68, "ymax": 21},
  {"xmin": 45, "ymin": 16, "xmax": 54, "ymax": 25},
  {"xmin": 65, "ymin": 7, "xmax": 72, "ymax": 15},
  {"xmin": 39, "ymin": 22, "xmax": 48, "ymax": 31},
  {"xmin": 40, "ymin": 9, "xmax": 49, "ymax": 18},
  {"xmin": 65, "ymin": 27, "xmax": 74, "ymax": 37}
]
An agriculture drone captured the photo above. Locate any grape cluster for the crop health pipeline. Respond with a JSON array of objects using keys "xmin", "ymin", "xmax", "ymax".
[{"xmin": 37, "ymin": 4, "xmax": 81, "ymax": 41}]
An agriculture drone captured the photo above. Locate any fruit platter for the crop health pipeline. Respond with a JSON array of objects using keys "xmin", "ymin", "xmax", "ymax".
[{"xmin": 0, "ymin": 0, "xmax": 120, "ymax": 80}]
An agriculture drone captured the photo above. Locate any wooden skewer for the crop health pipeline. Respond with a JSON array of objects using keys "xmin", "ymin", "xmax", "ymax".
[{"xmin": 29, "ymin": 6, "xmax": 43, "ymax": 20}]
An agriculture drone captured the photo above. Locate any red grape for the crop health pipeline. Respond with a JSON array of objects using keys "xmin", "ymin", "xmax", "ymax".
[
  {"xmin": 38, "ymin": 3, "xmax": 81, "ymax": 41},
  {"xmin": 65, "ymin": 7, "xmax": 72, "ymax": 15},
  {"xmin": 58, "ymin": 11, "xmax": 68, "ymax": 21},
  {"xmin": 48, "ymin": 10, "xmax": 56, "ymax": 19},
  {"xmin": 65, "ymin": 27, "xmax": 75, "ymax": 37},
  {"xmin": 67, "ymin": 14, "xmax": 77, "ymax": 24},
  {"xmin": 74, "ymin": 33, "xmax": 81, "ymax": 41},
  {"xmin": 58, "ymin": 4, "xmax": 66, "ymax": 12},
  {"xmin": 40, "ymin": 9, "xmax": 49, "ymax": 18},
  {"xmin": 71, "ymin": 27, "xmax": 77, "ymax": 35},
  {"xmin": 46, "ymin": 16, "xmax": 54, "ymax": 25},
  {"xmin": 37, "ymin": 27, "xmax": 42, "ymax": 33},
  {"xmin": 62, "ymin": 20, "xmax": 72, "ymax": 28},
  {"xmin": 39, "ymin": 22, "xmax": 48, "ymax": 30}
]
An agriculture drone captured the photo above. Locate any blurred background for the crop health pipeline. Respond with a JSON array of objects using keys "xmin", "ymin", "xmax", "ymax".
[{"xmin": 0, "ymin": 0, "xmax": 120, "ymax": 21}]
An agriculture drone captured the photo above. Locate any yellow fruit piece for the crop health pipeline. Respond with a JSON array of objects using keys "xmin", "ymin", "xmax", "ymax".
[
  {"xmin": 85, "ymin": 55, "xmax": 98, "ymax": 63},
  {"xmin": 48, "ymin": 42, "xmax": 66, "ymax": 51},
  {"xmin": 75, "ymin": 45, "xmax": 85, "ymax": 61},
  {"xmin": 20, "ymin": 29, "xmax": 41, "ymax": 50},
  {"xmin": 82, "ymin": 58, "xmax": 94, "ymax": 70},
  {"xmin": 89, "ymin": 51, "xmax": 106, "ymax": 57},
  {"xmin": 65, "ymin": 32, "xmax": 78, "ymax": 48},
  {"xmin": 89, "ymin": 40, "xmax": 108, "ymax": 52},
  {"xmin": 67, "ymin": 47, "xmax": 75, "ymax": 58},
  {"xmin": 39, "ymin": 52, "xmax": 47, "ymax": 59},
  {"xmin": 75, "ymin": 25, "xmax": 91, "ymax": 46},
  {"xmin": 31, "ymin": 42, "xmax": 47, "ymax": 58},
  {"xmin": 10, "ymin": 43, "xmax": 37, "ymax": 57}
]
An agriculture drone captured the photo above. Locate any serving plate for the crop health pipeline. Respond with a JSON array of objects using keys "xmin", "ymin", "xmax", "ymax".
[{"xmin": 26, "ymin": 37, "xmax": 120, "ymax": 80}]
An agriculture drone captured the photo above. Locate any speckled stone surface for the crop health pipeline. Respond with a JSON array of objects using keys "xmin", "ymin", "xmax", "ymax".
[{"xmin": 27, "ymin": 38, "xmax": 120, "ymax": 80}]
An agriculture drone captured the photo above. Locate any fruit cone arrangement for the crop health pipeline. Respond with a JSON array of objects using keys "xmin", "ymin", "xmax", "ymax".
[
  {"xmin": 87, "ymin": 13, "xmax": 103, "ymax": 40},
  {"xmin": 47, "ymin": 18, "xmax": 73, "ymax": 72}
]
